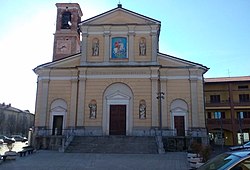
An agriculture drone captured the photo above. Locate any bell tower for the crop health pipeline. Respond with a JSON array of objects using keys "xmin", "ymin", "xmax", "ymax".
[{"xmin": 53, "ymin": 3, "xmax": 83, "ymax": 61}]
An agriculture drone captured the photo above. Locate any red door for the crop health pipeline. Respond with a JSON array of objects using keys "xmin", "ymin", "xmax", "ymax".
[
  {"xmin": 174, "ymin": 116, "xmax": 185, "ymax": 136},
  {"xmin": 110, "ymin": 105, "xmax": 126, "ymax": 135}
]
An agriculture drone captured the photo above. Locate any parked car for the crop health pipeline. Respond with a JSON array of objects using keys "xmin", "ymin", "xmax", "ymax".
[
  {"xmin": 198, "ymin": 150, "xmax": 250, "ymax": 170},
  {"xmin": 229, "ymin": 141, "xmax": 250, "ymax": 151},
  {"xmin": 0, "ymin": 135, "xmax": 15, "ymax": 144},
  {"xmin": 11, "ymin": 135, "xmax": 28, "ymax": 142}
]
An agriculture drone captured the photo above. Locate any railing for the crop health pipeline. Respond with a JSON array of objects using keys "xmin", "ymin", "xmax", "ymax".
[
  {"xmin": 35, "ymin": 128, "xmax": 75, "ymax": 137},
  {"xmin": 207, "ymin": 118, "xmax": 250, "ymax": 125},
  {"xmin": 233, "ymin": 101, "xmax": 250, "ymax": 106},
  {"xmin": 206, "ymin": 119, "xmax": 232, "ymax": 125},
  {"xmin": 206, "ymin": 100, "xmax": 250, "ymax": 107},
  {"xmin": 35, "ymin": 128, "xmax": 75, "ymax": 152},
  {"xmin": 234, "ymin": 118, "xmax": 250, "ymax": 125},
  {"xmin": 205, "ymin": 100, "xmax": 230, "ymax": 107},
  {"xmin": 155, "ymin": 128, "xmax": 207, "ymax": 138}
]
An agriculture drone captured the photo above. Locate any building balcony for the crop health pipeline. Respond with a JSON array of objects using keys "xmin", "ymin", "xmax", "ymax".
[
  {"xmin": 207, "ymin": 118, "xmax": 232, "ymax": 125},
  {"xmin": 234, "ymin": 118, "xmax": 250, "ymax": 125},
  {"xmin": 233, "ymin": 101, "xmax": 250, "ymax": 107},
  {"xmin": 205, "ymin": 100, "xmax": 230, "ymax": 107},
  {"xmin": 207, "ymin": 118, "xmax": 250, "ymax": 130}
]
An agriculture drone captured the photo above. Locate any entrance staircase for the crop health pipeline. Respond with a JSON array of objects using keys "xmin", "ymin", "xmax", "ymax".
[{"xmin": 65, "ymin": 136, "xmax": 158, "ymax": 154}]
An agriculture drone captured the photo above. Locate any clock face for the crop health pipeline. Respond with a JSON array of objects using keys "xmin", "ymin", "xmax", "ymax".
[{"xmin": 56, "ymin": 40, "xmax": 71, "ymax": 54}]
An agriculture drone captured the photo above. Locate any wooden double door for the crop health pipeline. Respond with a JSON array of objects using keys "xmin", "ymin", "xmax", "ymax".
[{"xmin": 109, "ymin": 105, "xmax": 126, "ymax": 135}]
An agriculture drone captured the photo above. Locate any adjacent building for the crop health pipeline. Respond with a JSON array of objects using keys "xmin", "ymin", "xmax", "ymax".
[
  {"xmin": 33, "ymin": 3, "xmax": 208, "ymax": 149},
  {"xmin": 205, "ymin": 76, "xmax": 250, "ymax": 146},
  {"xmin": 0, "ymin": 103, "xmax": 34, "ymax": 137}
]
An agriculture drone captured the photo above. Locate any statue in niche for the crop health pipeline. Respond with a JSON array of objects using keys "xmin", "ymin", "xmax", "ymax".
[
  {"xmin": 139, "ymin": 100, "xmax": 146, "ymax": 119},
  {"xmin": 89, "ymin": 102, "xmax": 97, "ymax": 119},
  {"xmin": 92, "ymin": 39, "xmax": 99, "ymax": 56},
  {"xmin": 139, "ymin": 38, "xmax": 146, "ymax": 56}
]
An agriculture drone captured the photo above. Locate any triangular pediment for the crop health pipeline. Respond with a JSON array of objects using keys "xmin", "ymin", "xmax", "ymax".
[
  {"xmin": 171, "ymin": 107, "xmax": 187, "ymax": 113},
  {"xmin": 51, "ymin": 106, "xmax": 67, "ymax": 112},
  {"xmin": 158, "ymin": 52, "xmax": 208, "ymax": 70},
  {"xmin": 106, "ymin": 91, "xmax": 131, "ymax": 100},
  {"xmin": 80, "ymin": 7, "xmax": 160, "ymax": 25},
  {"xmin": 34, "ymin": 53, "xmax": 81, "ymax": 72}
]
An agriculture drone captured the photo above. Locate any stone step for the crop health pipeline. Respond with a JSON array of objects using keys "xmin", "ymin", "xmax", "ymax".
[{"xmin": 65, "ymin": 136, "xmax": 158, "ymax": 154}]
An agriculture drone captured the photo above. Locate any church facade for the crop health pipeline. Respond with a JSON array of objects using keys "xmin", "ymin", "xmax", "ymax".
[{"xmin": 33, "ymin": 3, "xmax": 208, "ymax": 148}]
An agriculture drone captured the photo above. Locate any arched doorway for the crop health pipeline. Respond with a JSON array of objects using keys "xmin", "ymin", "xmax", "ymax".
[
  {"xmin": 170, "ymin": 99, "xmax": 188, "ymax": 136},
  {"xmin": 50, "ymin": 99, "xmax": 67, "ymax": 135},
  {"xmin": 103, "ymin": 83, "xmax": 133, "ymax": 135}
]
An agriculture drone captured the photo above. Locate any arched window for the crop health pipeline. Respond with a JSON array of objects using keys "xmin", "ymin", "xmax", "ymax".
[{"xmin": 61, "ymin": 12, "xmax": 71, "ymax": 29}]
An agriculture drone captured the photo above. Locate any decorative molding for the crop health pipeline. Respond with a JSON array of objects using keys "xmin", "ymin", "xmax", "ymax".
[
  {"xmin": 106, "ymin": 91, "xmax": 131, "ymax": 100},
  {"xmin": 161, "ymin": 76, "xmax": 203, "ymax": 81},
  {"xmin": 38, "ymin": 74, "xmax": 203, "ymax": 81},
  {"xmin": 38, "ymin": 76, "xmax": 78, "ymax": 81}
]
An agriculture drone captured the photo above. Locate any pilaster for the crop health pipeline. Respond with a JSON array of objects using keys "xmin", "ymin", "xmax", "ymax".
[
  {"xmin": 69, "ymin": 77, "xmax": 78, "ymax": 127},
  {"xmin": 39, "ymin": 79, "xmax": 49, "ymax": 127},
  {"xmin": 128, "ymin": 26, "xmax": 135, "ymax": 61},
  {"xmin": 160, "ymin": 78, "xmax": 167, "ymax": 127},
  {"xmin": 103, "ymin": 26, "xmax": 111, "ymax": 62},
  {"xmin": 190, "ymin": 77, "xmax": 198, "ymax": 127},
  {"xmin": 80, "ymin": 32, "xmax": 88, "ymax": 65},
  {"xmin": 77, "ymin": 69, "xmax": 87, "ymax": 126},
  {"xmin": 150, "ymin": 28, "xmax": 158, "ymax": 62},
  {"xmin": 151, "ymin": 67, "xmax": 159, "ymax": 127}
]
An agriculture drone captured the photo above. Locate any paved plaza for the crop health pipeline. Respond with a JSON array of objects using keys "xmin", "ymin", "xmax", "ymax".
[{"xmin": 0, "ymin": 150, "xmax": 190, "ymax": 170}]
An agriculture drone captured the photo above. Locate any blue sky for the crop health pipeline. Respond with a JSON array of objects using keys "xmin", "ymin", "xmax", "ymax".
[{"xmin": 0, "ymin": 0, "xmax": 249, "ymax": 112}]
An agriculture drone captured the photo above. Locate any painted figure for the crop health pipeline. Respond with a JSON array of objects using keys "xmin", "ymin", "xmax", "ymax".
[{"xmin": 112, "ymin": 37, "xmax": 127, "ymax": 58}]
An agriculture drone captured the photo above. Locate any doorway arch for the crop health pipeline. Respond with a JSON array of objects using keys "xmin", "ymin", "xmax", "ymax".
[
  {"xmin": 170, "ymin": 99, "xmax": 188, "ymax": 136},
  {"xmin": 50, "ymin": 99, "xmax": 67, "ymax": 135},
  {"xmin": 102, "ymin": 83, "xmax": 133, "ymax": 135}
]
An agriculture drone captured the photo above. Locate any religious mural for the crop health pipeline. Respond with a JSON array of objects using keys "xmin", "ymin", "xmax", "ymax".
[{"xmin": 111, "ymin": 37, "xmax": 127, "ymax": 59}]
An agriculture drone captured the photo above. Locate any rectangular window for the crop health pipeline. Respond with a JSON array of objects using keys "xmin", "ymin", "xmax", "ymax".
[
  {"xmin": 207, "ymin": 112, "xmax": 211, "ymax": 119},
  {"xmin": 221, "ymin": 112, "xmax": 225, "ymax": 119},
  {"xmin": 238, "ymin": 85, "xmax": 248, "ymax": 89},
  {"xmin": 214, "ymin": 112, "xmax": 225, "ymax": 119},
  {"xmin": 237, "ymin": 112, "xmax": 250, "ymax": 119},
  {"xmin": 237, "ymin": 112, "xmax": 244, "ymax": 119},
  {"xmin": 210, "ymin": 95, "xmax": 220, "ymax": 103},
  {"xmin": 239, "ymin": 94, "xmax": 250, "ymax": 102}
]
